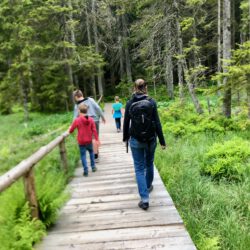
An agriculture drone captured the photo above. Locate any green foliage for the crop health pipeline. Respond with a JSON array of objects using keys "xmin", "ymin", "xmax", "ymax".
[
  {"xmin": 160, "ymin": 101, "xmax": 250, "ymax": 138},
  {"xmin": 0, "ymin": 112, "xmax": 79, "ymax": 249},
  {"xmin": 37, "ymin": 170, "xmax": 69, "ymax": 227},
  {"xmin": 155, "ymin": 132, "xmax": 250, "ymax": 250},
  {"xmin": 12, "ymin": 203, "xmax": 45, "ymax": 250},
  {"xmin": 0, "ymin": 0, "xmax": 105, "ymax": 114},
  {"xmin": 115, "ymin": 80, "xmax": 133, "ymax": 97},
  {"xmin": 201, "ymin": 138, "xmax": 250, "ymax": 181},
  {"xmin": 197, "ymin": 236, "xmax": 221, "ymax": 250}
]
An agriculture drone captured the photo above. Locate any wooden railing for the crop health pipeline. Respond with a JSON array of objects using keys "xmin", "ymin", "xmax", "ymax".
[
  {"xmin": 0, "ymin": 131, "xmax": 69, "ymax": 219},
  {"xmin": 0, "ymin": 96, "xmax": 103, "ymax": 219}
]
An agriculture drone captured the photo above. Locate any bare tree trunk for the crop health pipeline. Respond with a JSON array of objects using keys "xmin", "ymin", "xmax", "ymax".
[
  {"xmin": 247, "ymin": 74, "xmax": 250, "ymax": 119},
  {"xmin": 217, "ymin": 0, "xmax": 222, "ymax": 88},
  {"xmin": 165, "ymin": 24, "xmax": 174, "ymax": 99},
  {"xmin": 222, "ymin": 0, "xmax": 232, "ymax": 118},
  {"xmin": 173, "ymin": 0, "xmax": 184, "ymax": 103},
  {"xmin": 118, "ymin": 35, "xmax": 124, "ymax": 79},
  {"xmin": 121, "ymin": 15, "xmax": 132, "ymax": 82},
  {"xmin": 151, "ymin": 40, "xmax": 157, "ymax": 96},
  {"xmin": 20, "ymin": 75, "xmax": 29, "ymax": 122},
  {"xmin": 86, "ymin": 5, "xmax": 96, "ymax": 99},
  {"xmin": 29, "ymin": 76, "xmax": 35, "ymax": 108},
  {"xmin": 92, "ymin": 0, "xmax": 103, "ymax": 96},
  {"xmin": 174, "ymin": 0, "xmax": 203, "ymax": 113}
]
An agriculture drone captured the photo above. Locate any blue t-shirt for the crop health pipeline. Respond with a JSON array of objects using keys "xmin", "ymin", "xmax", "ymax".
[{"xmin": 112, "ymin": 102, "xmax": 123, "ymax": 118}]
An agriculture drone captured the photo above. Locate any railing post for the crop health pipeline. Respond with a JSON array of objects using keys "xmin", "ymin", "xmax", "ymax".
[
  {"xmin": 23, "ymin": 167, "xmax": 39, "ymax": 219},
  {"xmin": 59, "ymin": 139, "xmax": 68, "ymax": 173}
]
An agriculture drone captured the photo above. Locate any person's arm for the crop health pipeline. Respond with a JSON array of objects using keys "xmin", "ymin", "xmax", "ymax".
[
  {"xmin": 152, "ymin": 100, "xmax": 166, "ymax": 147},
  {"xmin": 91, "ymin": 119, "xmax": 99, "ymax": 141},
  {"xmin": 91, "ymin": 98, "xmax": 106, "ymax": 123},
  {"xmin": 69, "ymin": 120, "xmax": 77, "ymax": 134},
  {"xmin": 123, "ymin": 101, "xmax": 131, "ymax": 142}
]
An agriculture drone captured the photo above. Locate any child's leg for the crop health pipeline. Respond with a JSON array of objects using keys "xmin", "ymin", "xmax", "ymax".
[
  {"xmin": 86, "ymin": 143, "xmax": 95, "ymax": 169},
  {"xmin": 79, "ymin": 146, "xmax": 88, "ymax": 173}
]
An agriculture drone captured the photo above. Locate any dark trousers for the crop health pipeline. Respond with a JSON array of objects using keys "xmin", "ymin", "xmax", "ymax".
[{"xmin": 115, "ymin": 118, "xmax": 121, "ymax": 129}]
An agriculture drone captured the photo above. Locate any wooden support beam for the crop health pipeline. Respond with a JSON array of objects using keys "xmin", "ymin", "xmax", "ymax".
[
  {"xmin": 23, "ymin": 168, "xmax": 39, "ymax": 219},
  {"xmin": 59, "ymin": 139, "xmax": 68, "ymax": 173}
]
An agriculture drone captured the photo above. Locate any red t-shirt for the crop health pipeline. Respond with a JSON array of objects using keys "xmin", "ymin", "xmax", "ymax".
[{"xmin": 69, "ymin": 115, "xmax": 98, "ymax": 145}]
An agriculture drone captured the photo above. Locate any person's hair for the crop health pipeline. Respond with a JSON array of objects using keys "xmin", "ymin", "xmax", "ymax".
[
  {"xmin": 73, "ymin": 90, "xmax": 83, "ymax": 98},
  {"xmin": 115, "ymin": 96, "xmax": 119, "ymax": 102},
  {"xmin": 78, "ymin": 103, "xmax": 88, "ymax": 114},
  {"xmin": 134, "ymin": 79, "xmax": 147, "ymax": 94}
]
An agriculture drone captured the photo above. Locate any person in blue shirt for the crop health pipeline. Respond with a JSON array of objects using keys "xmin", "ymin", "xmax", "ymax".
[{"xmin": 112, "ymin": 96, "xmax": 123, "ymax": 132}]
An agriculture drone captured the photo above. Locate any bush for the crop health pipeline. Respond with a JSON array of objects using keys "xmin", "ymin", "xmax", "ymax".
[
  {"xmin": 201, "ymin": 138, "xmax": 250, "ymax": 181},
  {"xmin": 12, "ymin": 203, "xmax": 45, "ymax": 250}
]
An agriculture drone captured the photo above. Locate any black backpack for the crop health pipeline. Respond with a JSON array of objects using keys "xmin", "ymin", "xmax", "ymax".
[{"xmin": 129, "ymin": 98, "xmax": 155, "ymax": 142}]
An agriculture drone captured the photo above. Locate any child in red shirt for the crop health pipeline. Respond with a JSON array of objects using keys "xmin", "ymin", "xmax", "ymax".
[{"xmin": 69, "ymin": 103, "xmax": 99, "ymax": 176}]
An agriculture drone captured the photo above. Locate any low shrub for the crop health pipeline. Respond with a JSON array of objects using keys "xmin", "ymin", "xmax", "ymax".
[{"xmin": 201, "ymin": 138, "xmax": 250, "ymax": 181}]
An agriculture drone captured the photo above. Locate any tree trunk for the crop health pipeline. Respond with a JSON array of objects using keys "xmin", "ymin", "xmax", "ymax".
[
  {"xmin": 217, "ymin": 0, "xmax": 222, "ymax": 87},
  {"xmin": 173, "ymin": 0, "xmax": 184, "ymax": 103},
  {"xmin": 165, "ymin": 24, "xmax": 174, "ymax": 99},
  {"xmin": 121, "ymin": 15, "xmax": 132, "ymax": 82},
  {"xmin": 86, "ymin": 5, "xmax": 97, "ymax": 99},
  {"xmin": 92, "ymin": 0, "xmax": 103, "ymax": 96},
  {"xmin": 118, "ymin": 35, "xmax": 124, "ymax": 79},
  {"xmin": 174, "ymin": 0, "xmax": 203, "ymax": 113},
  {"xmin": 20, "ymin": 74, "xmax": 29, "ymax": 122},
  {"xmin": 222, "ymin": 0, "xmax": 232, "ymax": 118},
  {"xmin": 247, "ymin": 74, "xmax": 250, "ymax": 119},
  {"xmin": 151, "ymin": 42, "xmax": 157, "ymax": 96}
]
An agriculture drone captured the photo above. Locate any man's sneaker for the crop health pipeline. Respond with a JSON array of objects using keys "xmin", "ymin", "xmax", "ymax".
[
  {"xmin": 148, "ymin": 185, "xmax": 153, "ymax": 193},
  {"xmin": 95, "ymin": 158, "xmax": 99, "ymax": 163},
  {"xmin": 92, "ymin": 167, "xmax": 97, "ymax": 172},
  {"xmin": 138, "ymin": 201, "xmax": 149, "ymax": 210},
  {"xmin": 83, "ymin": 172, "xmax": 88, "ymax": 177}
]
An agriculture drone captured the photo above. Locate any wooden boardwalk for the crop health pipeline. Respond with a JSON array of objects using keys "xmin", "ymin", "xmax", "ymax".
[{"xmin": 36, "ymin": 104, "xmax": 196, "ymax": 250}]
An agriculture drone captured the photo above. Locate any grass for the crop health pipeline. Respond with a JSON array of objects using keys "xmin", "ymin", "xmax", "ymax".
[
  {"xmin": 0, "ymin": 112, "xmax": 79, "ymax": 250},
  {"xmin": 155, "ymin": 125, "xmax": 250, "ymax": 250}
]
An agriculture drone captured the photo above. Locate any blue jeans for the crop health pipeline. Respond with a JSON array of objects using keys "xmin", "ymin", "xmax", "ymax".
[
  {"xmin": 79, "ymin": 144, "xmax": 95, "ymax": 173},
  {"xmin": 130, "ymin": 137, "xmax": 156, "ymax": 203}
]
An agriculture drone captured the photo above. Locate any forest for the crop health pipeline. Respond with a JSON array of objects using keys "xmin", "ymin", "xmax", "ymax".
[{"xmin": 0, "ymin": 0, "xmax": 249, "ymax": 249}]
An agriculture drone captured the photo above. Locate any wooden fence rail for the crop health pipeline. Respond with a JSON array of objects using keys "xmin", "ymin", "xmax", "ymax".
[
  {"xmin": 0, "ymin": 96, "xmax": 103, "ymax": 219},
  {"xmin": 0, "ymin": 131, "xmax": 69, "ymax": 218}
]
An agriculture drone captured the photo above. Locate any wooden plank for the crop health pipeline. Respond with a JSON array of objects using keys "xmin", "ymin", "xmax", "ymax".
[
  {"xmin": 36, "ymin": 225, "xmax": 193, "ymax": 248},
  {"xmin": 69, "ymin": 183, "xmax": 166, "ymax": 198},
  {"xmin": 38, "ymin": 237, "xmax": 195, "ymax": 250},
  {"xmin": 48, "ymin": 211, "xmax": 182, "ymax": 234},
  {"xmin": 61, "ymin": 197, "xmax": 174, "ymax": 214}
]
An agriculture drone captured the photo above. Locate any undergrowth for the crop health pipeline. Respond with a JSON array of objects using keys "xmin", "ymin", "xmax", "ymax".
[
  {"xmin": 156, "ymin": 101, "xmax": 250, "ymax": 250},
  {"xmin": 0, "ymin": 112, "xmax": 79, "ymax": 250}
]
